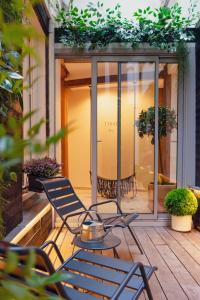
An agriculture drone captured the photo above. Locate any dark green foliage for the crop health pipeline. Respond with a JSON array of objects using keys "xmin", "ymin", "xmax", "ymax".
[
  {"xmin": 135, "ymin": 106, "xmax": 177, "ymax": 144},
  {"xmin": 164, "ymin": 188, "xmax": 198, "ymax": 216},
  {"xmin": 0, "ymin": 249, "xmax": 64, "ymax": 300},
  {"xmin": 55, "ymin": 1, "xmax": 198, "ymax": 52}
]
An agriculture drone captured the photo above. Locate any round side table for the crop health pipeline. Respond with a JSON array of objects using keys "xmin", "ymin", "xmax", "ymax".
[{"xmin": 73, "ymin": 233, "xmax": 121, "ymax": 258}]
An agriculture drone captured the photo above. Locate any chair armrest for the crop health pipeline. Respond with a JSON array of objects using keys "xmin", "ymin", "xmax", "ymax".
[
  {"xmin": 64, "ymin": 209, "xmax": 103, "ymax": 223},
  {"xmin": 89, "ymin": 200, "xmax": 123, "ymax": 214},
  {"xmin": 40, "ymin": 240, "xmax": 64, "ymax": 264},
  {"xmin": 111, "ymin": 262, "xmax": 156, "ymax": 300},
  {"xmin": 64, "ymin": 209, "xmax": 103, "ymax": 233}
]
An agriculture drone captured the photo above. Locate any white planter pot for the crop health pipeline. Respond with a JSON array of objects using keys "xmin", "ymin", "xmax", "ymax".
[{"xmin": 171, "ymin": 215, "xmax": 192, "ymax": 232}]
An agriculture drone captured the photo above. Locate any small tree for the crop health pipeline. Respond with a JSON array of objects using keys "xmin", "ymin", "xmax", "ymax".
[{"xmin": 136, "ymin": 106, "xmax": 177, "ymax": 174}]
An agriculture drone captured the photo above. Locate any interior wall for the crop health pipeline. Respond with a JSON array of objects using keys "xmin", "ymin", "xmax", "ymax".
[
  {"xmin": 66, "ymin": 83, "xmax": 155, "ymax": 190},
  {"xmin": 67, "ymin": 87, "xmax": 91, "ymax": 188}
]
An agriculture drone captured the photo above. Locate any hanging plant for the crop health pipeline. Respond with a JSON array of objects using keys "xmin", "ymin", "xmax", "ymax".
[
  {"xmin": 135, "ymin": 106, "xmax": 177, "ymax": 173},
  {"xmin": 55, "ymin": 1, "xmax": 198, "ymax": 52}
]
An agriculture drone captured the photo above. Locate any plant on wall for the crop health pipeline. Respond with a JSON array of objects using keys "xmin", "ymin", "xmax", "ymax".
[
  {"xmin": 55, "ymin": 1, "xmax": 198, "ymax": 52},
  {"xmin": 135, "ymin": 106, "xmax": 177, "ymax": 174}
]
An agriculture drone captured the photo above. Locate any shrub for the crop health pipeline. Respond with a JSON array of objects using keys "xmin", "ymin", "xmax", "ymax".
[
  {"xmin": 23, "ymin": 157, "xmax": 60, "ymax": 178},
  {"xmin": 164, "ymin": 188, "xmax": 198, "ymax": 216},
  {"xmin": 190, "ymin": 188, "xmax": 200, "ymax": 206}
]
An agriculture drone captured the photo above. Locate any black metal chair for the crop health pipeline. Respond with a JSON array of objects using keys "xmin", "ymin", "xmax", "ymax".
[
  {"xmin": 40, "ymin": 176, "xmax": 143, "ymax": 253},
  {"xmin": 0, "ymin": 240, "xmax": 156, "ymax": 299}
]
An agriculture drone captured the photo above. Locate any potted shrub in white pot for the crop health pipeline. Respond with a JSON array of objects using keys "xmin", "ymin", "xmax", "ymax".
[{"xmin": 164, "ymin": 188, "xmax": 198, "ymax": 232}]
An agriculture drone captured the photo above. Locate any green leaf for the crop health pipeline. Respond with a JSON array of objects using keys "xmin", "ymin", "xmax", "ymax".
[
  {"xmin": 9, "ymin": 171, "xmax": 17, "ymax": 182},
  {"xmin": 5, "ymin": 251, "xmax": 18, "ymax": 273}
]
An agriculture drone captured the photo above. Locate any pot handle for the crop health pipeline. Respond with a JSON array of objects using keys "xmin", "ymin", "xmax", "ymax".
[{"xmin": 78, "ymin": 209, "xmax": 102, "ymax": 227}]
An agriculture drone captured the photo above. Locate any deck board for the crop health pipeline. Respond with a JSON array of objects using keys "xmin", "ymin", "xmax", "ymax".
[
  {"xmin": 46, "ymin": 226, "xmax": 200, "ymax": 299},
  {"xmin": 156, "ymin": 227, "xmax": 200, "ymax": 286}
]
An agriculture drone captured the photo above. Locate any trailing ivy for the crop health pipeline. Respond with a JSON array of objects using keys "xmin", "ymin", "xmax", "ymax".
[{"xmin": 55, "ymin": 1, "xmax": 198, "ymax": 52}]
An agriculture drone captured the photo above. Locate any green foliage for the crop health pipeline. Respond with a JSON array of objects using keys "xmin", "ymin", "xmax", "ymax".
[
  {"xmin": 23, "ymin": 157, "xmax": 60, "ymax": 178},
  {"xmin": 190, "ymin": 188, "xmax": 200, "ymax": 206},
  {"xmin": 0, "ymin": 0, "xmax": 69, "ymax": 238},
  {"xmin": 0, "ymin": 249, "xmax": 64, "ymax": 300},
  {"xmin": 55, "ymin": 1, "xmax": 198, "ymax": 52},
  {"xmin": 135, "ymin": 106, "xmax": 177, "ymax": 145},
  {"xmin": 164, "ymin": 188, "xmax": 198, "ymax": 216}
]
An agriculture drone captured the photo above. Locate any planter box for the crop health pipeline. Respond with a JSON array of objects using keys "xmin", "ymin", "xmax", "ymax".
[
  {"xmin": 3, "ymin": 172, "xmax": 23, "ymax": 235},
  {"xmin": 148, "ymin": 183, "xmax": 176, "ymax": 213},
  {"xmin": 27, "ymin": 175, "xmax": 46, "ymax": 193}
]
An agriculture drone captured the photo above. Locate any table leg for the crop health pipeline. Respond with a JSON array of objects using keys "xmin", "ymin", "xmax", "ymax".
[{"xmin": 113, "ymin": 247, "xmax": 119, "ymax": 258}]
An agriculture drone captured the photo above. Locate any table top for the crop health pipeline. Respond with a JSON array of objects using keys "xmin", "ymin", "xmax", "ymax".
[{"xmin": 73, "ymin": 233, "xmax": 121, "ymax": 250}]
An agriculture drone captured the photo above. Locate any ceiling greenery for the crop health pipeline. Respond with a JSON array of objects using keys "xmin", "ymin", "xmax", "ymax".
[{"xmin": 55, "ymin": 1, "xmax": 198, "ymax": 52}]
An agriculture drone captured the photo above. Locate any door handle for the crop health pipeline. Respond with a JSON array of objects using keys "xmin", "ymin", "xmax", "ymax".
[{"xmin": 97, "ymin": 140, "xmax": 102, "ymax": 142}]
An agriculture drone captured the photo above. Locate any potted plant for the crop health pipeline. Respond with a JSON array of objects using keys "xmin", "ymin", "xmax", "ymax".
[
  {"xmin": 190, "ymin": 187, "xmax": 200, "ymax": 231},
  {"xmin": 23, "ymin": 157, "xmax": 60, "ymax": 192},
  {"xmin": 136, "ymin": 106, "xmax": 177, "ymax": 211},
  {"xmin": 164, "ymin": 188, "xmax": 198, "ymax": 232}
]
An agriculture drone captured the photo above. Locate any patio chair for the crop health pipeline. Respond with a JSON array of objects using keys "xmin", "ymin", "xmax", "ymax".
[
  {"xmin": 0, "ymin": 240, "xmax": 156, "ymax": 299},
  {"xmin": 40, "ymin": 176, "xmax": 143, "ymax": 253}
]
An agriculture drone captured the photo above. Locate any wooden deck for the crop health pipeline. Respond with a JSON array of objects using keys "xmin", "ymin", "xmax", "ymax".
[{"xmin": 47, "ymin": 226, "xmax": 200, "ymax": 300}]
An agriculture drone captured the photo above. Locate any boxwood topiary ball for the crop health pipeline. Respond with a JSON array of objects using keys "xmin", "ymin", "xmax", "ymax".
[{"xmin": 164, "ymin": 188, "xmax": 198, "ymax": 216}]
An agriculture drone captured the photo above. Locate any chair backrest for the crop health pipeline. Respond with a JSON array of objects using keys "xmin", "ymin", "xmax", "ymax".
[
  {"xmin": 0, "ymin": 241, "xmax": 68, "ymax": 299},
  {"xmin": 40, "ymin": 177, "xmax": 86, "ymax": 227}
]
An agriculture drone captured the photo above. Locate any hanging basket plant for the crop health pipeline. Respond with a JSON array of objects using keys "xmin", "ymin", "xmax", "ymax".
[{"xmin": 55, "ymin": 1, "xmax": 198, "ymax": 52}]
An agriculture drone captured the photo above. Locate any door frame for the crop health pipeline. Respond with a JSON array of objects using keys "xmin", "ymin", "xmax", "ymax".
[{"xmin": 91, "ymin": 55, "xmax": 179, "ymax": 220}]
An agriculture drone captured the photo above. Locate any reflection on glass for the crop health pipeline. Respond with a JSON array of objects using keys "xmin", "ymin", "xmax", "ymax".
[
  {"xmin": 97, "ymin": 63, "xmax": 118, "ymax": 213},
  {"xmin": 121, "ymin": 63, "xmax": 155, "ymax": 213},
  {"xmin": 157, "ymin": 63, "xmax": 178, "ymax": 212},
  {"xmin": 64, "ymin": 62, "xmax": 92, "ymax": 208}
]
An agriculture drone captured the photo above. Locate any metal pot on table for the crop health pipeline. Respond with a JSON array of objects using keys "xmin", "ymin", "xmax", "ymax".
[{"xmin": 79, "ymin": 210, "xmax": 111, "ymax": 242}]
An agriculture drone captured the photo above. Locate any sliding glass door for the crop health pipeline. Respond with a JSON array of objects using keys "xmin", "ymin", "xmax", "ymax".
[{"xmin": 91, "ymin": 57, "xmax": 178, "ymax": 218}]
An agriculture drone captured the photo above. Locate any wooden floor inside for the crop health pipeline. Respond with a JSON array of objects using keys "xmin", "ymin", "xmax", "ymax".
[{"xmin": 47, "ymin": 226, "xmax": 200, "ymax": 299}]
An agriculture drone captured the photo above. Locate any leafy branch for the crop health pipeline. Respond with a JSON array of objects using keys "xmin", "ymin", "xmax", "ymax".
[{"xmin": 55, "ymin": 1, "xmax": 198, "ymax": 52}]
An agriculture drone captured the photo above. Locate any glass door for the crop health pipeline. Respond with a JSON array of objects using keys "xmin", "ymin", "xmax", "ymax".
[
  {"xmin": 91, "ymin": 57, "xmax": 177, "ymax": 218},
  {"xmin": 91, "ymin": 57, "xmax": 158, "ymax": 217},
  {"xmin": 120, "ymin": 62, "xmax": 155, "ymax": 214}
]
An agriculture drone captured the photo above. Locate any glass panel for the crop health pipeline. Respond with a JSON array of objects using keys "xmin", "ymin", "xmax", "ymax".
[
  {"xmin": 97, "ymin": 62, "xmax": 118, "ymax": 213},
  {"xmin": 120, "ymin": 62, "xmax": 155, "ymax": 213},
  {"xmin": 64, "ymin": 62, "xmax": 92, "ymax": 208},
  {"xmin": 157, "ymin": 63, "xmax": 178, "ymax": 212}
]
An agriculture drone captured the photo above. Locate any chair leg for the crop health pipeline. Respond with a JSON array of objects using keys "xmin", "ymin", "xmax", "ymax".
[
  {"xmin": 140, "ymin": 266, "xmax": 154, "ymax": 300},
  {"xmin": 48, "ymin": 220, "xmax": 65, "ymax": 256},
  {"xmin": 127, "ymin": 225, "xmax": 143, "ymax": 254}
]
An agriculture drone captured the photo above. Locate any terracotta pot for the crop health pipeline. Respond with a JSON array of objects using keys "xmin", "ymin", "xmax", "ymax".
[
  {"xmin": 148, "ymin": 183, "xmax": 176, "ymax": 213},
  {"xmin": 171, "ymin": 215, "xmax": 192, "ymax": 232}
]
